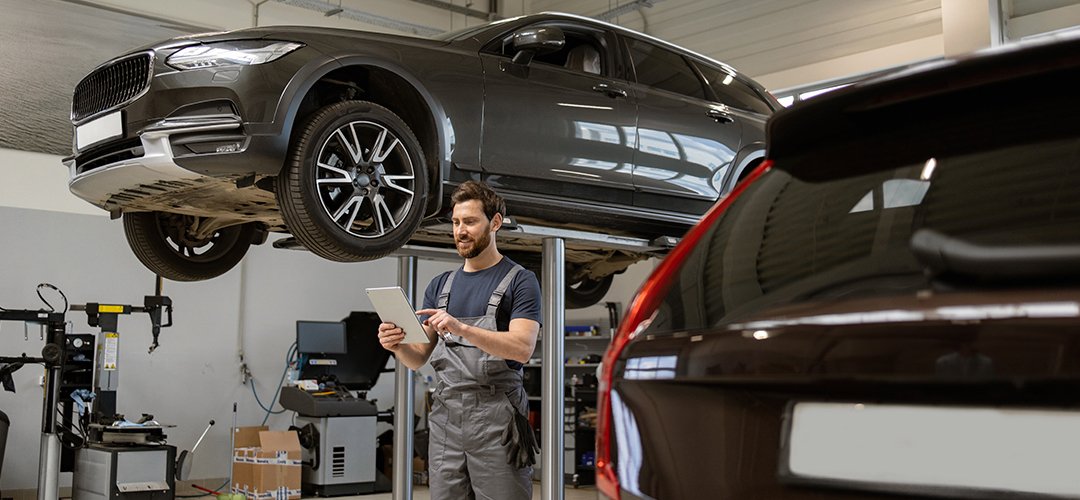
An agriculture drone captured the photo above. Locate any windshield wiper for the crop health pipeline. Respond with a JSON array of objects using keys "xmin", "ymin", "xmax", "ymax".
[{"xmin": 911, "ymin": 228, "xmax": 1080, "ymax": 280}]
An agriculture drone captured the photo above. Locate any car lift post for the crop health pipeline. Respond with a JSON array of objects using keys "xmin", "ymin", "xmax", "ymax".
[
  {"xmin": 388, "ymin": 221, "xmax": 675, "ymax": 500},
  {"xmin": 540, "ymin": 237, "xmax": 566, "ymax": 500},
  {"xmin": 393, "ymin": 255, "xmax": 417, "ymax": 500}
]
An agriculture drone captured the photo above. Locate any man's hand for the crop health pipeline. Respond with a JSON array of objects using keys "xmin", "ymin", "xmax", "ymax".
[
  {"xmin": 377, "ymin": 322, "xmax": 406, "ymax": 351},
  {"xmin": 416, "ymin": 308, "xmax": 463, "ymax": 340}
]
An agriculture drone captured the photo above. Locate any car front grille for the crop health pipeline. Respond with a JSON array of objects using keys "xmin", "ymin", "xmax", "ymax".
[{"xmin": 72, "ymin": 52, "xmax": 153, "ymax": 123}]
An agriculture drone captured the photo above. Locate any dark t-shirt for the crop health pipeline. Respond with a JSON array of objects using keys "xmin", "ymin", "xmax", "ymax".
[{"xmin": 422, "ymin": 257, "xmax": 542, "ymax": 368}]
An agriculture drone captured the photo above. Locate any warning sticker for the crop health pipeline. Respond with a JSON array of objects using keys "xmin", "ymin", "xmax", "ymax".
[{"xmin": 103, "ymin": 332, "xmax": 119, "ymax": 370}]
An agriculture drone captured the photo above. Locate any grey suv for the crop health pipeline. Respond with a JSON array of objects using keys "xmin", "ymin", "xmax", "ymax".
[{"xmin": 65, "ymin": 12, "xmax": 777, "ymax": 307}]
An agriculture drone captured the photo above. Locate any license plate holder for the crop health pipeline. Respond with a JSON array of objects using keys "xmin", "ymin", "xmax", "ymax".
[
  {"xmin": 779, "ymin": 401, "xmax": 1080, "ymax": 497},
  {"xmin": 76, "ymin": 111, "xmax": 123, "ymax": 150}
]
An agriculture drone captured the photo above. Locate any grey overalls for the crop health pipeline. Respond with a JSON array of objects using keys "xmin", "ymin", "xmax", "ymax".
[{"xmin": 427, "ymin": 265, "xmax": 533, "ymax": 500}]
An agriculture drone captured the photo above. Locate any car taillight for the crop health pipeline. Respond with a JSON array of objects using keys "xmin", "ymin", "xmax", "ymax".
[{"xmin": 595, "ymin": 160, "xmax": 773, "ymax": 499}]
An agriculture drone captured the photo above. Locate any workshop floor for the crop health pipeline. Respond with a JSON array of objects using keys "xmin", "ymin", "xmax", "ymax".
[
  {"xmin": 172, "ymin": 481, "xmax": 597, "ymax": 500},
  {"xmin": 352, "ymin": 483, "xmax": 598, "ymax": 499}
]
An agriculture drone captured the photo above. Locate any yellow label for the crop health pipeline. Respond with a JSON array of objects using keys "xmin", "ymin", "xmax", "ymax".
[{"xmin": 99, "ymin": 305, "xmax": 124, "ymax": 313}]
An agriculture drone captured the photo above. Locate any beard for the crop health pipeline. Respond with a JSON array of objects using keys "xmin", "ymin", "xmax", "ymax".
[{"xmin": 456, "ymin": 225, "xmax": 492, "ymax": 259}]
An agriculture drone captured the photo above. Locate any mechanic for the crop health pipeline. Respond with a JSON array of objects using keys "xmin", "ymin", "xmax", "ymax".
[{"xmin": 377, "ymin": 180, "xmax": 542, "ymax": 500}]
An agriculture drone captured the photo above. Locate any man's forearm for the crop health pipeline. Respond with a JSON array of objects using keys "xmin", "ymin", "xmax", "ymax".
[
  {"xmin": 392, "ymin": 343, "xmax": 431, "ymax": 370},
  {"xmin": 458, "ymin": 323, "xmax": 537, "ymax": 363}
]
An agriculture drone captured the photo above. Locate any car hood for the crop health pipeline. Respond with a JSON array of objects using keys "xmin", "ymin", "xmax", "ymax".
[{"xmin": 126, "ymin": 25, "xmax": 452, "ymax": 53}]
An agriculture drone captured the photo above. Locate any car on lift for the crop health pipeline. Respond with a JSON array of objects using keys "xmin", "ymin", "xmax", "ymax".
[
  {"xmin": 595, "ymin": 34, "xmax": 1080, "ymax": 498},
  {"xmin": 64, "ymin": 12, "xmax": 777, "ymax": 308}
]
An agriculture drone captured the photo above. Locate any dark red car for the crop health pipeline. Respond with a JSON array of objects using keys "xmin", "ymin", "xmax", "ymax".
[{"xmin": 596, "ymin": 33, "xmax": 1080, "ymax": 499}]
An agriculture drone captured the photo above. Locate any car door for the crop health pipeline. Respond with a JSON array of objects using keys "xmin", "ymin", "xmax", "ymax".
[
  {"xmin": 479, "ymin": 21, "xmax": 637, "ymax": 206},
  {"xmin": 691, "ymin": 60, "xmax": 773, "ymax": 192},
  {"xmin": 622, "ymin": 36, "xmax": 743, "ymax": 215}
]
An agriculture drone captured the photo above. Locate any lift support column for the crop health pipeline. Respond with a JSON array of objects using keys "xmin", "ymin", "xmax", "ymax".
[
  {"xmin": 394, "ymin": 255, "xmax": 418, "ymax": 500},
  {"xmin": 540, "ymin": 237, "xmax": 565, "ymax": 500}
]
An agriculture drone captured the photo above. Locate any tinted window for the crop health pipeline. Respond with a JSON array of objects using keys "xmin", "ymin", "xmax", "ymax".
[
  {"xmin": 644, "ymin": 137, "xmax": 1080, "ymax": 335},
  {"xmin": 487, "ymin": 24, "xmax": 606, "ymax": 76},
  {"xmin": 627, "ymin": 39, "xmax": 706, "ymax": 99},
  {"xmin": 696, "ymin": 64, "xmax": 773, "ymax": 114}
]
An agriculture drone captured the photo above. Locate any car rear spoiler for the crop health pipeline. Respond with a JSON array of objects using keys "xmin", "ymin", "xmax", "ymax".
[{"xmin": 767, "ymin": 35, "xmax": 1080, "ymax": 182}]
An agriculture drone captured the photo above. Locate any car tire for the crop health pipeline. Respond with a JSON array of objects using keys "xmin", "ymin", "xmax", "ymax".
[
  {"xmin": 512, "ymin": 255, "xmax": 615, "ymax": 309},
  {"xmin": 123, "ymin": 212, "xmax": 255, "ymax": 281},
  {"xmin": 566, "ymin": 275, "xmax": 614, "ymax": 309},
  {"xmin": 277, "ymin": 100, "xmax": 428, "ymax": 262}
]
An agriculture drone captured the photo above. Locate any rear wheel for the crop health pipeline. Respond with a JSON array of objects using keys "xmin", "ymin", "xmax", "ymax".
[
  {"xmin": 565, "ymin": 275, "xmax": 614, "ymax": 309},
  {"xmin": 277, "ymin": 100, "xmax": 428, "ymax": 262},
  {"xmin": 511, "ymin": 254, "xmax": 615, "ymax": 309},
  {"xmin": 123, "ymin": 212, "xmax": 255, "ymax": 281}
]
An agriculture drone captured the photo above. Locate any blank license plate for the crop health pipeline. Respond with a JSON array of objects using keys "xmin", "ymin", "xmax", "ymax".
[
  {"xmin": 76, "ymin": 111, "xmax": 122, "ymax": 150},
  {"xmin": 783, "ymin": 402, "xmax": 1080, "ymax": 497}
]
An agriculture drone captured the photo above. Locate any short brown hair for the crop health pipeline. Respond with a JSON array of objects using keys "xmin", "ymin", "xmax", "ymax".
[{"xmin": 451, "ymin": 180, "xmax": 506, "ymax": 221}]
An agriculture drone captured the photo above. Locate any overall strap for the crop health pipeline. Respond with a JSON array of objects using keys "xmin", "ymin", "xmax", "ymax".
[
  {"xmin": 436, "ymin": 268, "xmax": 460, "ymax": 309},
  {"xmin": 485, "ymin": 265, "xmax": 524, "ymax": 317}
]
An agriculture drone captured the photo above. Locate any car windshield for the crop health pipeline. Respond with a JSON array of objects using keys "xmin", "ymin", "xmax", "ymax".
[
  {"xmin": 644, "ymin": 136, "xmax": 1080, "ymax": 336},
  {"xmin": 429, "ymin": 15, "xmax": 521, "ymax": 41}
]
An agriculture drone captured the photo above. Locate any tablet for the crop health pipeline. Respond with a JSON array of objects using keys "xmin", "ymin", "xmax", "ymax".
[{"xmin": 364, "ymin": 286, "xmax": 431, "ymax": 344}]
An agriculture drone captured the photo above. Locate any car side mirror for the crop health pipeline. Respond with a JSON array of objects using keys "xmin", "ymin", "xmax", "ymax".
[{"xmin": 511, "ymin": 26, "xmax": 565, "ymax": 66}]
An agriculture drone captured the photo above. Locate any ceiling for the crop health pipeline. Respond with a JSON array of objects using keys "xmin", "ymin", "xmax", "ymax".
[
  {"xmin": 528, "ymin": 0, "xmax": 1080, "ymax": 91},
  {"xmin": 531, "ymin": 0, "xmax": 943, "ymax": 89}
]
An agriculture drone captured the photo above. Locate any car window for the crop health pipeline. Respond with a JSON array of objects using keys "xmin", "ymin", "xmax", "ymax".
[
  {"xmin": 626, "ymin": 38, "xmax": 706, "ymax": 100},
  {"xmin": 643, "ymin": 137, "xmax": 1080, "ymax": 336},
  {"xmin": 486, "ymin": 23, "xmax": 607, "ymax": 77},
  {"xmin": 696, "ymin": 63, "xmax": 774, "ymax": 114}
]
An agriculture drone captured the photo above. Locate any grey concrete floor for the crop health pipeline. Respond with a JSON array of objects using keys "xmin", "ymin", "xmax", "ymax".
[{"xmin": 353, "ymin": 483, "xmax": 598, "ymax": 500}]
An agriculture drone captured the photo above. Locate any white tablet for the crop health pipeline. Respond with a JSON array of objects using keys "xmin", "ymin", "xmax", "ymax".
[{"xmin": 364, "ymin": 286, "xmax": 431, "ymax": 344}]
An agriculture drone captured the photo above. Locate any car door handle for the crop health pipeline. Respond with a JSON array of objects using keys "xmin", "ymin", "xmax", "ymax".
[
  {"xmin": 707, "ymin": 109, "xmax": 734, "ymax": 123},
  {"xmin": 592, "ymin": 83, "xmax": 628, "ymax": 99}
]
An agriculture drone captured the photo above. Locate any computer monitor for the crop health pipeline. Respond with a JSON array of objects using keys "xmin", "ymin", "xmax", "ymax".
[
  {"xmin": 297, "ymin": 312, "xmax": 391, "ymax": 391},
  {"xmin": 296, "ymin": 320, "xmax": 347, "ymax": 355}
]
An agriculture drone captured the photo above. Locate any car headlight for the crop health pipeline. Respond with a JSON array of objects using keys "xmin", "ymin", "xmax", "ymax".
[{"xmin": 166, "ymin": 40, "xmax": 304, "ymax": 70}]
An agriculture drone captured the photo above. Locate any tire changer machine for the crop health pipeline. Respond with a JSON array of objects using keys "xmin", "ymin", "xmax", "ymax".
[{"xmin": 0, "ymin": 282, "xmax": 175, "ymax": 500}]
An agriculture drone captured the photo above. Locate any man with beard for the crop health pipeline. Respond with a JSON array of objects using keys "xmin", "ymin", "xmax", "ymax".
[{"xmin": 376, "ymin": 180, "xmax": 542, "ymax": 500}]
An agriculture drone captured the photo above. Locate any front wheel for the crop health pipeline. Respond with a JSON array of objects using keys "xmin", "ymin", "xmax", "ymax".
[
  {"xmin": 123, "ymin": 212, "xmax": 255, "ymax": 281},
  {"xmin": 277, "ymin": 100, "xmax": 428, "ymax": 262}
]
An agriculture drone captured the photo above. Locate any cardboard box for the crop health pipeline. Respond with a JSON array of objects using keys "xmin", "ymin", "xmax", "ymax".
[{"xmin": 232, "ymin": 426, "xmax": 302, "ymax": 500}]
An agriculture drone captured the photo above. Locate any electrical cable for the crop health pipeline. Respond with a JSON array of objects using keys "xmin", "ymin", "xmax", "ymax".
[
  {"xmin": 251, "ymin": 379, "xmax": 286, "ymax": 419},
  {"xmin": 252, "ymin": 342, "xmax": 300, "ymax": 425},
  {"xmin": 36, "ymin": 283, "xmax": 68, "ymax": 313}
]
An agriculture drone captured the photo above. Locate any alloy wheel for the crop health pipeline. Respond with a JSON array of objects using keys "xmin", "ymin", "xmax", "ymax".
[{"xmin": 313, "ymin": 120, "xmax": 416, "ymax": 239}]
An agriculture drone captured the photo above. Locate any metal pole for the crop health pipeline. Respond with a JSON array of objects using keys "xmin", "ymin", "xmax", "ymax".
[
  {"xmin": 37, "ymin": 433, "xmax": 60, "ymax": 500},
  {"xmin": 540, "ymin": 237, "xmax": 565, "ymax": 500},
  {"xmin": 393, "ymin": 256, "xmax": 418, "ymax": 500},
  {"xmin": 38, "ymin": 319, "xmax": 65, "ymax": 500}
]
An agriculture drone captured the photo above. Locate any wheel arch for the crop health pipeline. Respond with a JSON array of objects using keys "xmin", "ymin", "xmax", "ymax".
[
  {"xmin": 724, "ymin": 143, "xmax": 767, "ymax": 193},
  {"xmin": 277, "ymin": 58, "xmax": 449, "ymax": 217}
]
